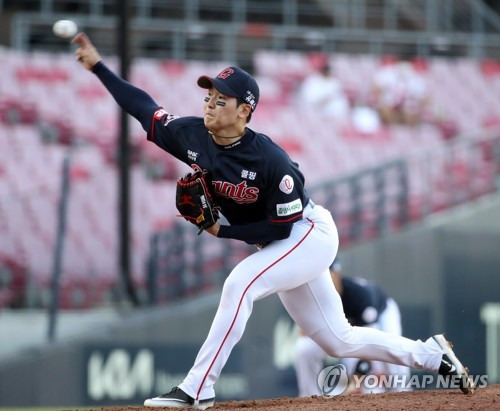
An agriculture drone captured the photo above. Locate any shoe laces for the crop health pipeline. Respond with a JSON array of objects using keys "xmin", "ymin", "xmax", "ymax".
[
  {"xmin": 161, "ymin": 387, "xmax": 182, "ymax": 397},
  {"xmin": 439, "ymin": 358, "xmax": 454, "ymax": 375}
]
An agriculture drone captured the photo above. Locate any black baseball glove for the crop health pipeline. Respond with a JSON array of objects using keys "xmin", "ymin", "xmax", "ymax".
[{"xmin": 175, "ymin": 168, "xmax": 220, "ymax": 234}]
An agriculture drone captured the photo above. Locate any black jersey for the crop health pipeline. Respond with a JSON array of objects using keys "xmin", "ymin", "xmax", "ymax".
[
  {"xmin": 340, "ymin": 277, "xmax": 388, "ymax": 327},
  {"xmin": 148, "ymin": 112, "xmax": 310, "ymax": 227},
  {"xmin": 91, "ymin": 62, "xmax": 310, "ymax": 244}
]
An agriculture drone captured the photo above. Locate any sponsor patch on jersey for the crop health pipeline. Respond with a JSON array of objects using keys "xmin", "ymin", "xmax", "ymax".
[
  {"xmin": 279, "ymin": 175, "xmax": 294, "ymax": 194},
  {"xmin": 276, "ymin": 198, "xmax": 303, "ymax": 217}
]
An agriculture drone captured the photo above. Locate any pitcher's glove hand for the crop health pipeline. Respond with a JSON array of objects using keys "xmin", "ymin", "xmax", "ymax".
[{"xmin": 175, "ymin": 168, "xmax": 220, "ymax": 234}]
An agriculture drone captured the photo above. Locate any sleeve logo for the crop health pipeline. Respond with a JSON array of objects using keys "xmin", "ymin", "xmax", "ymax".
[
  {"xmin": 154, "ymin": 108, "xmax": 168, "ymax": 119},
  {"xmin": 164, "ymin": 113, "xmax": 179, "ymax": 125},
  {"xmin": 279, "ymin": 175, "xmax": 294, "ymax": 194},
  {"xmin": 276, "ymin": 198, "xmax": 303, "ymax": 217},
  {"xmin": 154, "ymin": 109, "xmax": 179, "ymax": 125}
]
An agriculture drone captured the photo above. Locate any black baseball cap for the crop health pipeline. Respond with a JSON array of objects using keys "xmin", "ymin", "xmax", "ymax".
[{"xmin": 197, "ymin": 66, "xmax": 260, "ymax": 112}]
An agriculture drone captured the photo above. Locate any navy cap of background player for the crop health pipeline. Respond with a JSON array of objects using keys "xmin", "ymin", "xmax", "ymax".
[
  {"xmin": 197, "ymin": 66, "xmax": 260, "ymax": 112},
  {"xmin": 330, "ymin": 257, "xmax": 342, "ymax": 272}
]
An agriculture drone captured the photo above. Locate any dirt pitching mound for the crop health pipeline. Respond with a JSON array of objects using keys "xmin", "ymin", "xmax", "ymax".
[{"xmin": 81, "ymin": 384, "xmax": 500, "ymax": 411}]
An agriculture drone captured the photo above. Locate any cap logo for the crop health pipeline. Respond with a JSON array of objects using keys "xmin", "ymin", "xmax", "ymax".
[{"xmin": 217, "ymin": 68, "xmax": 234, "ymax": 79}]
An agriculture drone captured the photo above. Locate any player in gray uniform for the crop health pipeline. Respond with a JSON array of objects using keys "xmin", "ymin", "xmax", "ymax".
[{"xmin": 73, "ymin": 33, "xmax": 473, "ymax": 409}]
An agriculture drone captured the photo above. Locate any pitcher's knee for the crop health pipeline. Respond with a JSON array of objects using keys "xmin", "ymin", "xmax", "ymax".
[
  {"xmin": 323, "ymin": 340, "xmax": 350, "ymax": 358},
  {"xmin": 296, "ymin": 336, "xmax": 321, "ymax": 358},
  {"xmin": 220, "ymin": 280, "xmax": 242, "ymax": 309},
  {"xmin": 314, "ymin": 327, "xmax": 357, "ymax": 358},
  {"xmin": 220, "ymin": 275, "xmax": 256, "ymax": 311}
]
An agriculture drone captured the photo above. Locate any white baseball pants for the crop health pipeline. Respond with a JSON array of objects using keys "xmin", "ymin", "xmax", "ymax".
[{"xmin": 179, "ymin": 203, "xmax": 443, "ymax": 401}]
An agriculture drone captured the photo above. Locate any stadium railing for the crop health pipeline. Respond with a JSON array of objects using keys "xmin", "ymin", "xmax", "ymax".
[{"xmin": 3, "ymin": 0, "xmax": 500, "ymax": 61}]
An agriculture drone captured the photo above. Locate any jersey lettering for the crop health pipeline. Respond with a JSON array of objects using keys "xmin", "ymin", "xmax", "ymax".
[{"xmin": 213, "ymin": 180, "xmax": 259, "ymax": 204}]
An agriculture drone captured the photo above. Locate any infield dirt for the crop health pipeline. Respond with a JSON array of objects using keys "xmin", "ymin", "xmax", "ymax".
[{"xmin": 76, "ymin": 384, "xmax": 500, "ymax": 410}]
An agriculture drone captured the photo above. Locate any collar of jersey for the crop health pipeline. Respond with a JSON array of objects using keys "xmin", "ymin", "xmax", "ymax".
[{"xmin": 211, "ymin": 128, "xmax": 252, "ymax": 150}]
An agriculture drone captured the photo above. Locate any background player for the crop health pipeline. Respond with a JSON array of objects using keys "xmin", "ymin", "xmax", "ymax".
[
  {"xmin": 73, "ymin": 32, "xmax": 473, "ymax": 409},
  {"xmin": 295, "ymin": 257, "xmax": 410, "ymax": 396}
]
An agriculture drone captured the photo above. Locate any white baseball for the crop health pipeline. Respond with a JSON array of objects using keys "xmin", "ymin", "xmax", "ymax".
[{"xmin": 52, "ymin": 20, "xmax": 78, "ymax": 39}]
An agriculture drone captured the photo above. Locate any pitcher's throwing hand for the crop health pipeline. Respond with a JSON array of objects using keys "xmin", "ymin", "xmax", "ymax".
[{"xmin": 72, "ymin": 33, "xmax": 102, "ymax": 70}]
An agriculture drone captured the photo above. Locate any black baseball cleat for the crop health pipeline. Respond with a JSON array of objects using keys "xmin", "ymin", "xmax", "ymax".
[
  {"xmin": 144, "ymin": 386, "xmax": 215, "ymax": 409},
  {"xmin": 432, "ymin": 334, "xmax": 474, "ymax": 394}
]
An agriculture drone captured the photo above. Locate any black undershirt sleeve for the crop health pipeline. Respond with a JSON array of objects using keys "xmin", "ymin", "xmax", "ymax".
[
  {"xmin": 217, "ymin": 220, "xmax": 293, "ymax": 244},
  {"xmin": 92, "ymin": 61, "xmax": 158, "ymax": 131}
]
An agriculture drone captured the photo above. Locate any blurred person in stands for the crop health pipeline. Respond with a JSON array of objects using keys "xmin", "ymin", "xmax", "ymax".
[
  {"xmin": 295, "ymin": 257, "xmax": 411, "ymax": 396},
  {"xmin": 372, "ymin": 57, "xmax": 428, "ymax": 126},
  {"xmin": 298, "ymin": 61, "xmax": 351, "ymax": 120}
]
